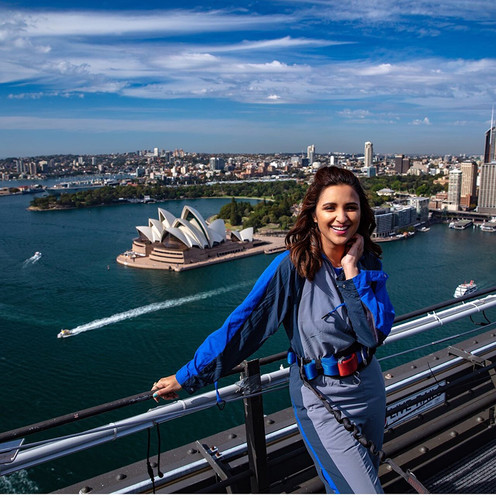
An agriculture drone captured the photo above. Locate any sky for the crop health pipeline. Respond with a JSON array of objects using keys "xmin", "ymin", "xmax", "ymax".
[{"xmin": 1, "ymin": 0, "xmax": 496, "ymax": 158}]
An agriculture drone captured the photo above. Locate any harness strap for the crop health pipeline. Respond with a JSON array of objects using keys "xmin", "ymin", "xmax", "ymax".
[
  {"xmin": 290, "ymin": 345, "xmax": 375, "ymax": 380},
  {"xmin": 384, "ymin": 458, "xmax": 431, "ymax": 494},
  {"xmin": 298, "ymin": 365, "xmax": 430, "ymax": 494}
]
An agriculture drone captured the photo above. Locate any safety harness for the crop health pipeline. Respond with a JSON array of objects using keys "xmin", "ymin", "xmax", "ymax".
[{"xmin": 289, "ymin": 348, "xmax": 431, "ymax": 494}]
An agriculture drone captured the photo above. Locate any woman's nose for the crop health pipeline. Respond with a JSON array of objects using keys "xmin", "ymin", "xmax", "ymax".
[{"xmin": 335, "ymin": 209, "xmax": 347, "ymax": 222}]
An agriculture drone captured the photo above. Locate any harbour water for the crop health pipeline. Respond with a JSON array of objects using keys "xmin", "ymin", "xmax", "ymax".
[{"xmin": 0, "ymin": 187, "xmax": 495, "ymax": 493}]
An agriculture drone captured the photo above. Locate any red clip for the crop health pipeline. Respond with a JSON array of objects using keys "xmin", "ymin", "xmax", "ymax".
[{"xmin": 338, "ymin": 353, "xmax": 358, "ymax": 377}]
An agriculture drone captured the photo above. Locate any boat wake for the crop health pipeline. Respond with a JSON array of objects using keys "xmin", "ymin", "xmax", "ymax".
[
  {"xmin": 64, "ymin": 282, "xmax": 249, "ymax": 337},
  {"xmin": 22, "ymin": 252, "xmax": 42, "ymax": 268}
]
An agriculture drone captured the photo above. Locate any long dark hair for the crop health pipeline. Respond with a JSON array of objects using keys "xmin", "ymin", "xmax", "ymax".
[{"xmin": 285, "ymin": 166, "xmax": 381, "ymax": 280}]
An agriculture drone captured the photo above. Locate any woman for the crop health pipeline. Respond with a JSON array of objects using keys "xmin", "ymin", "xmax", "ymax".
[{"xmin": 151, "ymin": 166, "xmax": 395, "ymax": 494}]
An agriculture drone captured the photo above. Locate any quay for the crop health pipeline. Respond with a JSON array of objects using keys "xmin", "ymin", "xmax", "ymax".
[{"xmin": 116, "ymin": 235, "xmax": 287, "ymax": 271}]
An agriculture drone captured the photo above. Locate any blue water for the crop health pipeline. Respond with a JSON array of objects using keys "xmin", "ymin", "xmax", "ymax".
[{"xmin": 0, "ymin": 189, "xmax": 495, "ymax": 493}]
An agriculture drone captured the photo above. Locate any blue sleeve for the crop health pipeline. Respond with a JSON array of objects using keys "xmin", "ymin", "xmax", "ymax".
[
  {"xmin": 352, "ymin": 263, "xmax": 395, "ymax": 339},
  {"xmin": 176, "ymin": 251, "xmax": 292, "ymax": 394}
]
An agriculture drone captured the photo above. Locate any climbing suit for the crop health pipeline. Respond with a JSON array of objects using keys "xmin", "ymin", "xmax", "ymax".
[{"xmin": 175, "ymin": 250, "xmax": 395, "ymax": 493}]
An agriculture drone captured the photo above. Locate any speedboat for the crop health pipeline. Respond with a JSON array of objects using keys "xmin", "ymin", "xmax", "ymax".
[
  {"xmin": 453, "ymin": 280, "xmax": 477, "ymax": 298},
  {"xmin": 34, "ymin": 251, "xmax": 42, "ymax": 257},
  {"xmin": 57, "ymin": 329, "xmax": 73, "ymax": 338}
]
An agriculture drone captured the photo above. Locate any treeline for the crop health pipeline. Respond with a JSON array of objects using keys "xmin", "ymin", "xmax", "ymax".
[
  {"xmin": 218, "ymin": 194, "xmax": 301, "ymax": 231},
  {"xmin": 30, "ymin": 180, "xmax": 307, "ymax": 211},
  {"xmin": 362, "ymin": 174, "xmax": 446, "ymax": 206},
  {"xmin": 30, "ymin": 174, "xmax": 446, "ymax": 228}
]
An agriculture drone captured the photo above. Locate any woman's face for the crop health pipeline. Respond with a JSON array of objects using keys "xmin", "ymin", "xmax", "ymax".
[{"xmin": 313, "ymin": 184, "xmax": 361, "ymax": 255}]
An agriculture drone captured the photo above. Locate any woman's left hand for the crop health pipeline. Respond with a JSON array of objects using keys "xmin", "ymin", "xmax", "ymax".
[{"xmin": 341, "ymin": 233, "xmax": 364, "ymax": 279}]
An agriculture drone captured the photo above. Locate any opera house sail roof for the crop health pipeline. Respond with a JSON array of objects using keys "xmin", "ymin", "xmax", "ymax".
[{"xmin": 137, "ymin": 205, "xmax": 253, "ymax": 249}]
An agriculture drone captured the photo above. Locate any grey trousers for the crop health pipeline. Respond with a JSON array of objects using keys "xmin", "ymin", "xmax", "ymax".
[{"xmin": 290, "ymin": 357, "xmax": 386, "ymax": 494}]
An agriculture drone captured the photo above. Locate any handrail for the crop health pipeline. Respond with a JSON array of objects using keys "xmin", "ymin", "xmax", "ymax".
[
  {"xmin": 393, "ymin": 285, "xmax": 496, "ymax": 323},
  {"xmin": 0, "ymin": 288, "xmax": 495, "ymax": 447}
]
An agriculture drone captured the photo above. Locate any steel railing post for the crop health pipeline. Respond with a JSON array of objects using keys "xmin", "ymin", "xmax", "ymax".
[{"xmin": 242, "ymin": 359, "xmax": 269, "ymax": 493}]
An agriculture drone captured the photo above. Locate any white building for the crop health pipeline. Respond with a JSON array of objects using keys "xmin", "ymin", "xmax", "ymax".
[
  {"xmin": 364, "ymin": 142, "xmax": 373, "ymax": 168},
  {"xmin": 447, "ymin": 169, "xmax": 462, "ymax": 211}
]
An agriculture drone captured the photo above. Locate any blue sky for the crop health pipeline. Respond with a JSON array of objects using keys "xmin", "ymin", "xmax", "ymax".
[{"xmin": 1, "ymin": 0, "xmax": 495, "ymax": 158}]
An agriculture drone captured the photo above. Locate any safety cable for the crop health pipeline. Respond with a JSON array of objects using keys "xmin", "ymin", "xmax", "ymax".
[
  {"xmin": 298, "ymin": 364, "xmax": 430, "ymax": 494},
  {"xmin": 156, "ymin": 424, "xmax": 164, "ymax": 478},
  {"xmin": 146, "ymin": 428, "xmax": 156, "ymax": 494},
  {"xmin": 378, "ymin": 321, "xmax": 494, "ymax": 362}
]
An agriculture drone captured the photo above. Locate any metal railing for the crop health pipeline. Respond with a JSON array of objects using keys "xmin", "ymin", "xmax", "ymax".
[{"xmin": 1, "ymin": 286, "xmax": 496, "ymax": 491}]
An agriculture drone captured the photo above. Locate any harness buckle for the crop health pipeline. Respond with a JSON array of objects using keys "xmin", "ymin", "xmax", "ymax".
[{"xmin": 338, "ymin": 353, "xmax": 359, "ymax": 377}]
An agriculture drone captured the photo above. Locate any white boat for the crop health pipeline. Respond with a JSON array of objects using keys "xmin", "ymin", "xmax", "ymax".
[
  {"xmin": 45, "ymin": 181, "xmax": 105, "ymax": 196},
  {"xmin": 453, "ymin": 280, "xmax": 477, "ymax": 298},
  {"xmin": 57, "ymin": 329, "xmax": 74, "ymax": 338},
  {"xmin": 34, "ymin": 251, "xmax": 42, "ymax": 257},
  {"xmin": 480, "ymin": 219, "xmax": 496, "ymax": 232},
  {"xmin": 449, "ymin": 219, "xmax": 473, "ymax": 230},
  {"xmin": 419, "ymin": 227, "xmax": 430, "ymax": 232}
]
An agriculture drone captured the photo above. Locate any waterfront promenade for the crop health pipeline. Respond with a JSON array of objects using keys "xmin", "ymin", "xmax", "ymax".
[{"xmin": 116, "ymin": 235, "xmax": 287, "ymax": 271}]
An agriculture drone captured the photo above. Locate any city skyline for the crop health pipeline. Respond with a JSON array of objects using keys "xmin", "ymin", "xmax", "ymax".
[{"xmin": 1, "ymin": 1, "xmax": 496, "ymax": 158}]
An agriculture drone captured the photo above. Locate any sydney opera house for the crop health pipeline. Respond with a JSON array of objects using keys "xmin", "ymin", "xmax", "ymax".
[{"xmin": 116, "ymin": 205, "xmax": 275, "ymax": 271}]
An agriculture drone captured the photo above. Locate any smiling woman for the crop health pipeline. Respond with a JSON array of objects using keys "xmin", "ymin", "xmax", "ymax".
[{"xmin": 151, "ymin": 166, "xmax": 395, "ymax": 494}]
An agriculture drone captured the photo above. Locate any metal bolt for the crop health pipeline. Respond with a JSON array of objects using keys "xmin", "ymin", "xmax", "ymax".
[
  {"xmin": 266, "ymin": 418, "xmax": 274, "ymax": 424},
  {"xmin": 228, "ymin": 433, "xmax": 237, "ymax": 439},
  {"xmin": 187, "ymin": 448, "xmax": 197, "ymax": 455},
  {"xmin": 116, "ymin": 474, "xmax": 127, "ymax": 481},
  {"xmin": 410, "ymin": 365, "xmax": 417, "ymax": 369},
  {"xmin": 79, "ymin": 486, "xmax": 92, "ymax": 494},
  {"xmin": 419, "ymin": 446, "xmax": 429, "ymax": 454},
  {"xmin": 449, "ymin": 431, "xmax": 458, "ymax": 438},
  {"xmin": 385, "ymin": 373, "xmax": 393, "ymax": 379},
  {"xmin": 477, "ymin": 416, "xmax": 485, "ymax": 423}
]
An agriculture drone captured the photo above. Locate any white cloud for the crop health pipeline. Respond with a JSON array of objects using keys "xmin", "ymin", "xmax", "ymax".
[
  {"xmin": 288, "ymin": 0, "xmax": 496, "ymax": 24},
  {"xmin": 411, "ymin": 117, "xmax": 431, "ymax": 125},
  {"xmin": 3, "ymin": 9, "xmax": 292, "ymax": 38}
]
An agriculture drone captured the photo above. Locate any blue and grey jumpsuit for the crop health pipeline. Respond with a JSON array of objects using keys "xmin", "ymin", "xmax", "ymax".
[{"xmin": 176, "ymin": 250, "xmax": 395, "ymax": 494}]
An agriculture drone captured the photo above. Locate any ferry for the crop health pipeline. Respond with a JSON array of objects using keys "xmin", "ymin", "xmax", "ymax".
[
  {"xmin": 57, "ymin": 329, "xmax": 74, "ymax": 338},
  {"xmin": 453, "ymin": 280, "xmax": 477, "ymax": 298},
  {"xmin": 45, "ymin": 181, "xmax": 106, "ymax": 196},
  {"xmin": 480, "ymin": 218, "xmax": 496, "ymax": 232},
  {"xmin": 449, "ymin": 219, "xmax": 473, "ymax": 230},
  {"xmin": 2, "ymin": 286, "xmax": 496, "ymax": 494}
]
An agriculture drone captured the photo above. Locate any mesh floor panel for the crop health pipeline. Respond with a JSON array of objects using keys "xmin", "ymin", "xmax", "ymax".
[{"xmin": 424, "ymin": 438, "xmax": 496, "ymax": 493}]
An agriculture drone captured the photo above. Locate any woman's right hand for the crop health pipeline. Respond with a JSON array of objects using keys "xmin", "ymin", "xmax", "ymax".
[{"xmin": 151, "ymin": 375, "xmax": 182, "ymax": 402}]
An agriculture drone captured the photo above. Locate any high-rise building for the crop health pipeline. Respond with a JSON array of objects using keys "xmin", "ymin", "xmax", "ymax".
[
  {"xmin": 307, "ymin": 144, "xmax": 315, "ymax": 165},
  {"xmin": 484, "ymin": 110, "xmax": 496, "ymax": 163},
  {"xmin": 364, "ymin": 142, "xmax": 373, "ymax": 168},
  {"xmin": 478, "ymin": 110, "xmax": 496, "ymax": 215},
  {"xmin": 460, "ymin": 161, "xmax": 478, "ymax": 209},
  {"xmin": 447, "ymin": 168, "xmax": 462, "ymax": 211},
  {"xmin": 394, "ymin": 154, "xmax": 409, "ymax": 174},
  {"xmin": 478, "ymin": 163, "xmax": 496, "ymax": 215}
]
